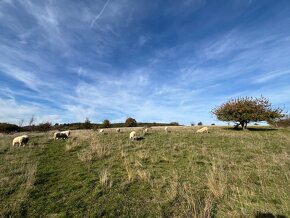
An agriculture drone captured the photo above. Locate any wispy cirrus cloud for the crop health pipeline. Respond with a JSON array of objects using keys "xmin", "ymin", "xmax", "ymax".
[
  {"xmin": 253, "ymin": 70, "xmax": 290, "ymax": 84},
  {"xmin": 90, "ymin": 0, "xmax": 111, "ymax": 28}
]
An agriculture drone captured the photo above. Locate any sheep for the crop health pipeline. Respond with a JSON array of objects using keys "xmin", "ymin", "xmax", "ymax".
[
  {"xmin": 143, "ymin": 128, "xmax": 149, "ymax": 135},
  {"xmin": 61, "ymin": 130, "xmax": 70, "ymax": 137},
  {"xmin": 196, "ymin": 127, "xmax": 209, "ymax": 133},
  {"xmin": 53, "ymin": 130, "xmax": 70, "ymax": 140},
  {"xmin": 53, "ymin": 132, "xmax": 58, "ymax": 140},
  {"xmin": 165, "ymin": 126, "xmax": 169, "ymax": 133},
  {"xmin": 143, "ymin": 128, "xmax": 148, "ymax": 133},
  {"xmin": 129, "ymin": 131, "xmax": 136, "ymax": 141},
  {"xmin": 54, "ymin": 132, "xmax": 68, "ymax": 140},
  {"xmin": 116, "ymin": 128, "xmax": 121, "ymax": 133},
  {"xmin": 12, "ymin": 135, "xmax": 29, "ymax": 147},
  {"xmin": 99, "ymin": 129, "xmax": 104, "ymax": 134}
]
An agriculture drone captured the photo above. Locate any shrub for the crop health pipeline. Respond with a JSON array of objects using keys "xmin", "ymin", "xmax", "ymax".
[
  {"xmin": 0, "ymin": 123, "xmax": 20, "ymax": 133},
  {"xmin": 197, "ymin": 122, "xmax": 203, "ymax": 126},
  {"xmin": 125, "ymin": 117, "xmax": 137, "ymax": 127},
  {"xmin": 35, "ymin": 122, "xmax": 52, "ymax": 132}
]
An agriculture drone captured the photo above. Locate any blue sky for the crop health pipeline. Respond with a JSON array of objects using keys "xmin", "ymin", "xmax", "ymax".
[{"xmin": 0, "ymin": 0, "xmax": 290, "ymax": 125}]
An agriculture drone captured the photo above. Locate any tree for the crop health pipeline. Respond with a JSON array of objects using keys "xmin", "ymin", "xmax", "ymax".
[
  {"xmin": 18, "ymin": 119, "xmax": 24, "ymax": 127},
  {"xmin": 28, "ymin": 115, "xmax": 35, "ymax": 131},
  {"xmin": 197, "ymin": 121, "xmax": 203, "ymax": 126},
  {"xmin": 125, "ymin": 117, "xmax": 137, "ymax": 127},
  {"xmin": 29, "ymin": 115, "xmax": 35, "ymax": 126},
  {"xmin": 83, "ymin": 118, "xmax": 92, "ymax": 129},
  {"xmin": 102, "ymin": 119, "xmax": 110, "ymax": 128},
  {"xmin": 212, "ymin": 96, "xmax": 284, "ymax": 129}
]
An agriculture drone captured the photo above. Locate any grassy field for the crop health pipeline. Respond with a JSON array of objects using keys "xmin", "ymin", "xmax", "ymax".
[{"xmin": 0, "ymin": 126, "xmax": 289, "ymax": 217}]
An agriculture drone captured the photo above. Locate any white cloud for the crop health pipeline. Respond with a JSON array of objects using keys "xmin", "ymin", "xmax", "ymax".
[{"xmin": 0, "ymin": 99, "xmax": 38, "ymax": 124}]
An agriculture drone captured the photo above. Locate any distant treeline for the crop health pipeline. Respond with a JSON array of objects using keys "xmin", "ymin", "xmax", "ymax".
[{"xmin": 0, "ymin": 121, "xmax": 180, "ymax": 133}]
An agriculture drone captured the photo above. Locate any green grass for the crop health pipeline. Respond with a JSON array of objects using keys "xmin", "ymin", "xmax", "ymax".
[{"xmin": 0, "ymin": 127, "xmax": 290, "ymax": 217}]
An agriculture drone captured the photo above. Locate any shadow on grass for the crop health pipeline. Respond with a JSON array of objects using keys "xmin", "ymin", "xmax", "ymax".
[
  {"xmin": 135, "ymin": 137, "xmax": 145, "ymax": 141},
  {"xmin": 255, "ymin": 212, "xmax": 287, "ymax": 218},
  {"xmin": 222, "ymin": 127, "xmax": 278, "ymax": 132},
  {"xmin": 247, "ymin": 128, "xmax": 278, "ymax": 132}
]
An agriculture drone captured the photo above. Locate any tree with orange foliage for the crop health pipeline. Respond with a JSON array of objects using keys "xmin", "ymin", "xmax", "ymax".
[{"xmin": 212, "ymin": 96, "xmax": 284, "ymax": 129}]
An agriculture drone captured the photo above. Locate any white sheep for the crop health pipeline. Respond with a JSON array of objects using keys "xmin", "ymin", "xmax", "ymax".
[
  {"xmin": 129, "ymin": 131, "xmax": 136, "ymax": 141},
  {"xmin": 54, "ymin": 132, "xmax": 68, "ymax": 140},
  {"xmin": 143, "ymin": 128, "xmax": 148, "ymax": 134},
  {"xmin": 116, "ymin": 128, "xmax": 121, "ymax": 133},
  {"xmin": 12, "ymin": 135, "xmax": 29, "ymax": 146},
  {"xmin": 61, "ymin": 130, "xmax": 70, "ymax": 137},
  {"xmin": 165, "ymin": 126, "xmax": 169, "ymax": 133},
  {"xmin": 196, "ymin": 127, "xmax": 209, "ymax": 133}
]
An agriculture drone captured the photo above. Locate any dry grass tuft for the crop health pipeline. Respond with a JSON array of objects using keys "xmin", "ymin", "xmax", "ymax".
[
  {"xmin": 77, "ymin": 148, "xmax": 93, "ymax": 162},
  {"xmin": 164, "ymin": 172, "xmax": 216, "ymax": 218},
  {"xmin": 134, "ymin": 160, "xmax": 143, "ymax": 167},
  {"xmin": 65, "ymin": 137, "xmax": 80, "ymax": 151},
  {"xmin": 99, "ymin": 168, "xmax": 112, "ymax": 188},
  {"xmin": 77, "ymin": 138, "xmax": 110, "ymax": 162},
  {"xmin": 137, "ymin": 151, "xmax": 149, "ymax": 160},
  {"xmin": 125, "ymin": 166, "xmax": 134, "ymax": 182},
  {"xmin": 90, "ymin": 139, "xmax": 110, "ymax": 159},
  {"xmin": 137, "ymin": 169, "xmax": 151, "ymax": 183},
  {"xmin": 123, "ymin": 158, "xmax": 135, "ymax": 182},
  {"xmin": 120, "ymin": 150, "xmax": 127, "ymax": 158},
  {"xmin": 165, "ymin": 171, "xmax": 180, "ymax": 201},
  {"xmin": 206, "ymin": 162, "xmax": 227, "ymax": 200}
]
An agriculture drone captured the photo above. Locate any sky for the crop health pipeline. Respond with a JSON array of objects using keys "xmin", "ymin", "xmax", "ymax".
[{"xmin": 0, "ymin": 0, "xmax": 290, "ymax": 125}]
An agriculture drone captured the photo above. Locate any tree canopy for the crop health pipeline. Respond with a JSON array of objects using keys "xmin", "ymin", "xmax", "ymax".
[
  {"xmin": 125, "ymin": 117, "xmax": 137, "ymax": 127},
  {"xmin": 102, "ymin": 119, "xmax": 110, "ymax": 128},
  {"xmin": 212, "ymin": 96, "xmax": 284, "ymax": 129}
]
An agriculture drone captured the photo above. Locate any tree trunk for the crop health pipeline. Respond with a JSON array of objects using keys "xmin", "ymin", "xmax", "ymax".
[{"xmin": 240, "ymin": 121, "xmax": 245, "ymax": 129}]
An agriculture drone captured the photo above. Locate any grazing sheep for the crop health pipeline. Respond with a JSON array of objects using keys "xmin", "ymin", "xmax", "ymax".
[
  {"xmin": 165, "ymin": 126, "xmax": 169, "ymax": 133},
  {"xmin": 53, "ymin": 132, "xmax": 59, "ymax": 140},
  {"xmin": 143, "ymin": 128, "xmax": 148, "ymax": 133},
  {"xmin": 54, "ymin": 132, "xmax": 68, "ymax": 140},
  {"xmin": 12, "ymin": 135, "xmax": 29, "ymax": 146},
  {"xmin": 116, "ymin": 128, "xmax": 121, "ymax": 133},
  {"xmin": 61, "ymin": 130, "xmax": 70, "ymax": 137},
  {"xmin": 129, "ymin": 131, "xmax": 136, "ymax": 141},
  {"xmin": 196, "ymin": 127, "xmax": 209, "ymax": 133}
]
